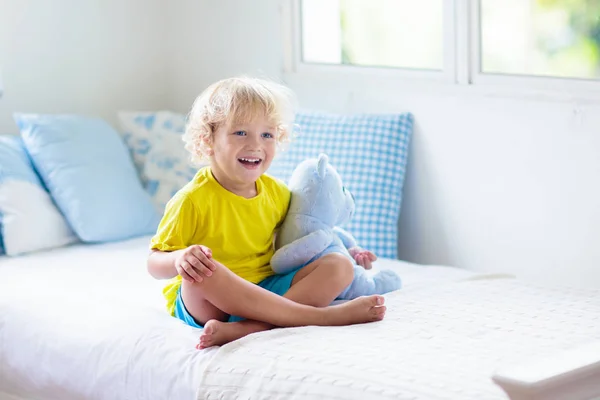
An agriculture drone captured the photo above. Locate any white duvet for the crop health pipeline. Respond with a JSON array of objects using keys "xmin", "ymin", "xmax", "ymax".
[{"xmin": 0, "ymin": 237, "xmax": 598, "ymax": 400}]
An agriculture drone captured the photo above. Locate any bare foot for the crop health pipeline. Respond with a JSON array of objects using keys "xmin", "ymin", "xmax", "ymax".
[
  {"xmin": 195, "ymin": 296, "xmax": 386, "ymax": 349},
  {"xmin": 196, "ymin": 319, "xmax": 272, "ymax": 349},
  {"xmin": 325, "ymin": 295, "xmax": 386, "ymax": 326}
]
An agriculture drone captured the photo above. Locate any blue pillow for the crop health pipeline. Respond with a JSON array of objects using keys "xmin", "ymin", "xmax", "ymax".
[
  {"xmin": 269, "ymin": 111, "xmax": 414, "ymax": 259},
  {"xmin": 15, "ymin": 114, "xmax": 160, "ymax": 242},
  {"xmin": 0, "ymin": 135, "xmax": 77, "ymax": 255}
]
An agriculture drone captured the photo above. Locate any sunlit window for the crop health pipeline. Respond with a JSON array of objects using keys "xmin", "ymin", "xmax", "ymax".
[
  {"xmin": 301, "ymin": 0, "xmax": 444, "ymax": 70},
  {"xmin": 481, "ymin": 0, "xmax": 600, "ymax": 80}
]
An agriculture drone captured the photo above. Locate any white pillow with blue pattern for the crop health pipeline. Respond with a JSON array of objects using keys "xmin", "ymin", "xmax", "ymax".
[
  {"xmin": 0, "ymin": 135, "xmax": 77, "ymax": 256},
  {"xmin": 117, "ymin": 111, "xmax": 204, "ymax": 211},
  {"xmin": 117, "ymin": 111, "xmax": 187, "ymax": 182},
  {"xmin": 144, "ymin": 128, "xmax": 204, "ymax": 211},
  {"xmin": 268, "ymin": 111, "xmax": 414, "ymax": 259}
]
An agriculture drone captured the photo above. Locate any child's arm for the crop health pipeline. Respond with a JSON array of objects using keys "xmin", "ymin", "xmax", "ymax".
[
  {"xmin": 148, "ymin": 192, "xmax": 216, "ymax": 282},
  {"xmin": 147, "ymin": 249, "xmax": 183, "ymax": 279},
  {"xmin": 147, "ymin": 245, "xmax": 216, "ymax": 282}
]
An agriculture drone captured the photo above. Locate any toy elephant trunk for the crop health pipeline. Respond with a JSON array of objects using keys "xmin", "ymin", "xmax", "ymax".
[{"xmin": 271, "ymin": 154, "xmax": 401, "ymax": 300}]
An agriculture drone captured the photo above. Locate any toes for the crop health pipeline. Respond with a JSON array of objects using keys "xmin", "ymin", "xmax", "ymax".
[
  {"xmin": 198, "ymin": 336, "xmax": 213, "ymax": 349},
  {"xmin": 372, "ymin": 305, "xmax": 386, "ymax": 320},
  {"xmin": 197, "ymin": 320, "xmax": 222, "ymax": 349},
  {"xmin": 197, "ymin": 336, "xmax": 210, "ymax": 350},
  {"xmin": 198, "ymin": 324, "xmax": 216, "ymax": 349},
  {"xmin": 370, "ymin": 295, "xmax": 384, "ymax": 306},
  {"xmin": 370, "ymin": 305, "xmax": 386, "ymax": 315}
]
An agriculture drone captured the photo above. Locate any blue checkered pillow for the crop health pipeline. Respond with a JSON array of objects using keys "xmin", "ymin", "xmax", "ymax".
[{"xmin": 269, "ymin": 111, "xmax": 413, "ymax": 259}]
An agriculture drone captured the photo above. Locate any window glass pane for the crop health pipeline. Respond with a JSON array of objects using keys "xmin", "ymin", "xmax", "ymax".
[
  {"xmin": 301, "ymin": 0, "xmax": 444, "ymax": 70},
  {"xmin": 481, "ymin": 0, "xmax": 600, "ymax": 79}
]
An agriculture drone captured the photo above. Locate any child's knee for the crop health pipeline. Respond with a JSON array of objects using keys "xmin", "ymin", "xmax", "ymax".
[{"xmin": 321, "ymin": 253, "xmax": 354, "ymax": 286}]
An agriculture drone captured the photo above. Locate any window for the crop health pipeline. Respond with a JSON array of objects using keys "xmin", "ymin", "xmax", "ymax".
[
  {"xmin": 294, "ymin": 0, "xmax": 600, "ymax": 89},
  {"xmin": 480, "ymin": 0, "xmax": 600, "ymax": 80},
  {"xmin": 301, "ymin": 0, "xmax": 444, "ymax": 70}
]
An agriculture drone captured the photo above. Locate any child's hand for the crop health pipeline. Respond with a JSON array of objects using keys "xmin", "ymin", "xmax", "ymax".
[
  {"xmin": 348, "ymin": 247, "xmax": 377, "ymax": 270},
  {"xmin": 175, "ymin": 245, "xmax": 216, "ymax": 283}
]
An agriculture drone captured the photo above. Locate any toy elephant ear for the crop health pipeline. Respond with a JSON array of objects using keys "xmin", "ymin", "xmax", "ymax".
[{"xmin": 316, "ymin": 153, "xmax": 329, "ymax": 178}]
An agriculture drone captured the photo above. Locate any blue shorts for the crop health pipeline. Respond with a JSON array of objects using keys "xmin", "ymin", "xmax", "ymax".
[{"xmin": 174, "ymin": 268, "xmax": 300, "ymax": 329}]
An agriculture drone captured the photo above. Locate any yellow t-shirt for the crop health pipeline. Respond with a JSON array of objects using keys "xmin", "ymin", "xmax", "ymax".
[{"xmin": 150, "ymin": 167, "xmax": 291, "ymax": 316}]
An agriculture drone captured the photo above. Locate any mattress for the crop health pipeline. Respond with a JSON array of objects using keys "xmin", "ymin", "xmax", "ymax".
[{"xmin": 0, "ymin": 237, "xmax": 598, "ymax": 400}]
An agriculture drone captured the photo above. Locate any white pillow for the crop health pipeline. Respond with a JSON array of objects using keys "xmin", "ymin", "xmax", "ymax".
[
  {"xmin": 144, "ymin": 131, "xmax": 205, "ymax": 211},
  {"xmin": 0, "ymin": 136, "xmax": 77, "ymax": 256},
  {"xmin": 117, "ymin": 111, "xmax": 187, "ymax": 183},
  {"xmin": 118, "ymin": 111, "xmax": 205, "ymax": 212}
]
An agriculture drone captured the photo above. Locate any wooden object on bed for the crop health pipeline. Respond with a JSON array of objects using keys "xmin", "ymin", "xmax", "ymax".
[{"xmin": 492, "ymin": 341, "xmax": 600, "ymax": 400}]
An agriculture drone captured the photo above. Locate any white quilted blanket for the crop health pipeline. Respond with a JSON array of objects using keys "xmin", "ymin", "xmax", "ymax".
[
  {"xmin": 1, "ymin": 237, "xmax": 599, "ymax": 400},
  {"xmin": 0, "ymin": 236, "xmax": 479, "ymax": 400},
  {"xmin": 196, "ymin": 279, "xmax": 600, "ymax": 400}
]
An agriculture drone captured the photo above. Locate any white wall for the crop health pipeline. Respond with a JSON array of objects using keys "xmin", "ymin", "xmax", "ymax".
[
  {"xmin": 165, "ymin": 0, "xmax": 284, "ymax": 113},
  {"xmin": 2, "ymin": 0, "xmax": 598, "ymax": 289},
  {"xmin": 0, "ymin": 0, "xmax": 169, "ymax": 133},
  {"xmin": 166, "ymin": 0, "xmax": 600, "ymax": 289},
  {"xmin": 287, "ymin": 73, "xmax": 600, "ymax": 289}
]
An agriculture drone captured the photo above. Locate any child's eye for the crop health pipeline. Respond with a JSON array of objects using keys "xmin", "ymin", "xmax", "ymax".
[
  {"xmin": 262, "ymin": 132, "xmax": 274, "ymax": 139},
  {"xmin": 233, "ymin": 131, "xmax": 246, "ymax": 136}
]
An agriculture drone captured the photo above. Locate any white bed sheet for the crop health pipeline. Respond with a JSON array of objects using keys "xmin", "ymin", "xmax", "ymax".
[{"xmin": 0, "ymin": 236, "xmax": 484, "ymax": 400}]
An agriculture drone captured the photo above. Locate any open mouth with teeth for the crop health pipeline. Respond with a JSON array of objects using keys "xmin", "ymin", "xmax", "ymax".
[{"xmin": 238, "ymin": 157, "xmax": 263, "ymax": 169}]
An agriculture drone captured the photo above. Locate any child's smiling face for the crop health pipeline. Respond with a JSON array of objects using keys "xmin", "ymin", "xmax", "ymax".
[{"xmin": 209, "ymin": 115, "xmax": 278, "ymax": 196}]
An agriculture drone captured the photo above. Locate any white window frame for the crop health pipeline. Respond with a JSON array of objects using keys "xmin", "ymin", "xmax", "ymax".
[
  {"xmin": 283, "ymin": 0, "xmax": 458, "ymax": 84},
  {"xmin": 469, "ymin": 0, "xmax": 600, "ymax": 98},
  {"xmin": 282, "ymin": 0, "xmax": 600, "ymax": 101}
]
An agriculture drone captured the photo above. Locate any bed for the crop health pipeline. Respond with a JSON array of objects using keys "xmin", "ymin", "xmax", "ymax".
[
  {"xmin": 2, "ymin": 112, "xmax": 600, "ymax": 399},
  {"xmin": 1, "ymin": 236, "xmax": 599, "ymax": 400}
]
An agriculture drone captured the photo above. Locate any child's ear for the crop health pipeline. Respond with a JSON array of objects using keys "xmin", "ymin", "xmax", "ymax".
[{"xmin": 202, "ymin": 136, "xmax": 214, "ymax": 156}]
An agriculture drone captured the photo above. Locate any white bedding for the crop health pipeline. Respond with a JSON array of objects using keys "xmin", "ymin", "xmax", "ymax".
[{"xmin": 0, "ymin": 237, "xmax": 598, "ymax": 400}]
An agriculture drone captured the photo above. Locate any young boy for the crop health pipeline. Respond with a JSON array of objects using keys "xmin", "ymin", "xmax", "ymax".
[{"xmin": 147, "ymin": 77, "xmax": 384, "ymax": 349}]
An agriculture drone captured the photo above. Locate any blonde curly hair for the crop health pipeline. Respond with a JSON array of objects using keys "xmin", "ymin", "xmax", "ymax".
[{"xmin": 183, "ymin": 76, "xmax": 296, "ymax": 165}]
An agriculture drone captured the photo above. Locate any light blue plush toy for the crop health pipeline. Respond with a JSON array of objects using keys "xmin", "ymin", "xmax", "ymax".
[{"xmin": 271, "ymin": 154, "xmax": 402, "ymax": 300}]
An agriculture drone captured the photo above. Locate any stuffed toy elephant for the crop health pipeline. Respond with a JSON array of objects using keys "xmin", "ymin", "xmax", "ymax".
[{"xmin": 271, "ymin": 154, "xmax": 402, "ymax": 300}]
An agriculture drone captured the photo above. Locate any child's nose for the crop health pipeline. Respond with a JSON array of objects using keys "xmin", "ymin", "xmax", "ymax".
[{"xmin": 247, "ymin": 133, "xmax": 262, "ymax": 147}]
